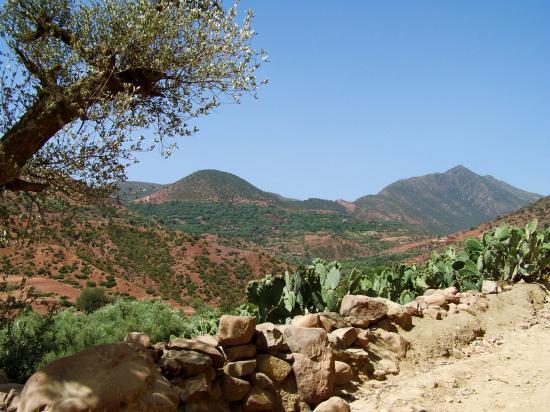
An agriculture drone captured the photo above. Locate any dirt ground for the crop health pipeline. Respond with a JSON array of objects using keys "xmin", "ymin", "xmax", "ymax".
[{"xmin": 350, "ymin": 284, "xmax": 550, "ymax": 412}]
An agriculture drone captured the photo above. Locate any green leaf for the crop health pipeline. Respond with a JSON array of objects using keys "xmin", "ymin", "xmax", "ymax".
[{"xmin": 325, "ymin": 267, "xmax": 340, "ymax": 290}]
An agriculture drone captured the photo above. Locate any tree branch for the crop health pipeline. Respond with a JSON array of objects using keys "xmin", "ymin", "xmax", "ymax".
[{"xmin": 3, "ymin": 178, "xmax": 47, "ymax": 192}]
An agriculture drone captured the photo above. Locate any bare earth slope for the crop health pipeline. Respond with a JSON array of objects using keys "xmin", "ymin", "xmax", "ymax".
[{"xmin": 351, "ymin": 284, "xmax": 550, "ymax": 411}]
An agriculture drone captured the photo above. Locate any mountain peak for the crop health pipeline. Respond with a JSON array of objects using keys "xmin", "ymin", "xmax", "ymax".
[
  {"xmin": 445, "ymin": 165, "xmax": 474, "ymax": 174},
  {"xmin": 354, "ymin": 166, "xmax": 541, "ymax": 234},
  {"xmin": 135, "ymin": 169, "xmax": 279, "ymax": 204}
]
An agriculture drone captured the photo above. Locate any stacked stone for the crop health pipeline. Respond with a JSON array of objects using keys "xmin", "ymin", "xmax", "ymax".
[
  {"xmin": 402, "ymin": 286, "xmax": 489, "ymax": 320},
  {"xmin": 10, "ymin": 286, "xmax": 501, "ymax": 412}
]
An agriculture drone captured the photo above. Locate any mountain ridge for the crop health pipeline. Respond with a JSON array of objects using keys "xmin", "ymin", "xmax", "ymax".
[{"xmin": 119, "ymin": 166, "xmax": 542, "ymax": 235}]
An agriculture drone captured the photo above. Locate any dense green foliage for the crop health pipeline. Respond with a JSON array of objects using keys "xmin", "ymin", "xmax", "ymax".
[
  {"xmin": 247, "ymin": 259, "xmax": 360, "ymax": 323},
  {"xmin": 129, "ymin": 201, "xmax": 410, "ymax": 263},
  {"xmin": 75, "ymin": 288, "xmax": 112, "ymax": 314},
  {"xmin": 130, "ymin": 202, "xmax": 403, "ymax": 244},
  {"xmin": 0, "ymin": 299, "xmax": 223, "ymax": 382},
  {"xmin": 248, "ymin": 220, "xmax": 550, "ymax": 321}
]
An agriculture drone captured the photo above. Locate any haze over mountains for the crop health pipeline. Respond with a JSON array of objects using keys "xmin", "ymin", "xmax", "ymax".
[{"xmin": 118, "ymin": 166, "xmax": 541, "ymax": 235}]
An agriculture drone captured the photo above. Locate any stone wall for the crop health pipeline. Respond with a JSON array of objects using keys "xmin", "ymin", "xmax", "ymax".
[{"xmin": 3, "ymin": 287, "xmax": 493, "ymax": 412}]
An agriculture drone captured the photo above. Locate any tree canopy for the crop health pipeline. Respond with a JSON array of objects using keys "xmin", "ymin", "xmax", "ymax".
[{"xmin": 0, "ymin": 0, "xmax": 266, "ymax": 199}]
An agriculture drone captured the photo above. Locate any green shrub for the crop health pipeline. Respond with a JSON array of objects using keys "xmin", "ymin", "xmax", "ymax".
[{"xmin": 75, "ymin": 288, "xmax": 112, "ymax": 314}]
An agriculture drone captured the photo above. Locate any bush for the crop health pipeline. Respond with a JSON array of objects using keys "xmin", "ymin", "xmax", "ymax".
[
  {"xmin": 75, "ymin": 288, "xmax": 112, "ymax": 314},
  {"xmin": 0, "ymin": 299, "xmax": 194, "ymax": 382}
]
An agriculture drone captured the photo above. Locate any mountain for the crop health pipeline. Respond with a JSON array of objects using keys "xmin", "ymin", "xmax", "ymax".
[
  {"xmin": 353, "ymin": 165, "xmax": 542, "ymax": 234},
  {"xmin": 381, "ymin": 195, "xmax": 550, "ymax": 264},
  {"xmin": 134, "ymin": 169, "xmax": 280, "ymax": 205}
]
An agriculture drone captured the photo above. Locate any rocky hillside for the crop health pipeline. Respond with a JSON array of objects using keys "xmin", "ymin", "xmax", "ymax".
[
  {"xmin": 381, "ymin": 195, "xmax": 550, "ymax": 263},
  {"xmin": 353, "ymin": 165, "xmax": 541, "ymax": 234},
  {"xmin": 0, "ymin": 203, "xmax": 287, "ymax": 311}
]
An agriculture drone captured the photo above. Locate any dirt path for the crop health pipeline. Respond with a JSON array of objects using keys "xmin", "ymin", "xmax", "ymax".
[{"xmin": 350, "ymin": 287, "xmax": 550, "ymax": 412}]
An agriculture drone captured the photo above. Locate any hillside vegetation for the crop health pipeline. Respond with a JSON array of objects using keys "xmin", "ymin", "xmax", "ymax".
[
  {"xmin": 0, "ymin": 202, "xmax": 287, "ymax": 310},
  {"xmin": 129, "ymin": 201, "xmax": 424, "ymax": 263}
]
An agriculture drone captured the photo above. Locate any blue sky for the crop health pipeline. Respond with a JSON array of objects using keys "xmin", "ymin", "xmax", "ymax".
[{"xmin": 128, "ymin": 0, "xmax": 550, "ymax": 200}]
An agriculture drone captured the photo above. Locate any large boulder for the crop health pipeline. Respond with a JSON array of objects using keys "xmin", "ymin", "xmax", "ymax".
[
  {"xmin": 283, "ymin": 326, "xmax": 335, "ymax": 404},
  {"xmin": 18, "ymin": 343, "xmax": 179, "ymax": 412},
  {"xmin": 339, "ymin": 295, "xmax": 388, "ymax": 327},
  {"xmin": 218, "ymin": 315, "xmax": 256, "ymax": 346}
]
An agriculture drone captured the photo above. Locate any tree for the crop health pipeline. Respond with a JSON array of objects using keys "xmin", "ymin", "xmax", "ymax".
[
  {"xmin": 0, "ymin": 0, "xmax": 266, "ymax": 199},
  {"xmin": 75, "ymin": 287, "xmax": 112, "ymax": 314}
]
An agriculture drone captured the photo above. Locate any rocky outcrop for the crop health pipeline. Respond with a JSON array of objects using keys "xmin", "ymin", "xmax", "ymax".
[{"xmin": 17, "ymin": 343, "xmax": 179, "ymax": 412}]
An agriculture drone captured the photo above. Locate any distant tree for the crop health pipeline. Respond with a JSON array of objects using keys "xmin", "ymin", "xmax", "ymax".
[
  {"xmin": 75, "ymin": 287, "xmax": 112, "ymax": 314},
  {"xmin": 0, "ymin": 0, "xmax": 266, "ymax": 199}
]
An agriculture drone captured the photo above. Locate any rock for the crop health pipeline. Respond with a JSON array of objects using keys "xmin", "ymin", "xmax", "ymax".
[
  {"xmin": 124, "ymin": 332, "xmax": 151, "ymax": 348},
  {"xmin": 329, "ymin": 327, "xmax": 358, "ymax": 348},
  {"xmin": 249, "ymin": 372, "xmax": 275, "ymax": 390},
  {"xmin": 442, "ymin": 286, "xmax": 459, "ymax": 296},
  {"xmin": 339, "ymin": 295, "xmax": 388, "ymax": 327},
  {"xmin": 224, "ymin": 344, "xmax": 257, "ymax": 362},
  {"xmin": 457, "ymin": 303, "xmax": 477, "ymax": 316},
  {"xmin": 317, "ymin": 312, "xmax": 352, "ymax": 329},
  {"xmin": 256, "ymin": 354, "xmax": 292, "ymax": 382},
  {"xmin": 352, "ymin": 329, "xmax": 371, "ymax": 350},
  {"xmin": 255, "ymin": 322, "xmax": 289, "ymax": 352},
  {"xmin": 292, "ymin": 314, "xmax": 323, "ymax": 328},
  {"xmin": 313, "ymin": 396, "xmax": 351, "ymax": 412},
  {"xmin": 223, "ymin": 359, "xmax": 257, "ymax": 377},
  {"xmin": 482, "ymin": 280, "xmax": 503, "ymax": 294},
  {"xmin": 219, "ymin": 375, "xmax": 251, "ymax": 401},
  {"xmin": 159, "ymin": 350, "xmax": 212, "ymax": 379},
  {"xmin": 374, "ymin": 298, "xmax": 412, "ymax": 328},
  {"xmin": 403, "ymin": 301, "xmax": 423, "ymax": 317},
  {"xmin": 167, "ymin": 338, "xmax": 225, "ymax": 368},
  {"xmin": 0, "ymin": 383, "xmax": 23, "ymax": 412},
  {"xmin": 373, "ymin": 330, "xmax": 408, "ymax": 358},
  {"xmin": 195, "ymin": 334, "xmax": 220, "ymax": 347},
  {"xmin": 243, "ymin": 386, "xmax": 273, "ymax": 412},
  {"xmin": 423, "ymin": 307, "xmax": 442, "ymax": 320},
  {"xmin": 424, "ymin": 293, "xmax": 447, "ymax": 307},
  {"xmin": 334, "ymin": 362, "xmax": 353, "ymax": 386},
  {"xmin": 173, "ymin": 373, "xmax": 214, "ymax": 402},
  {"xmin": 18, "ymin": 343, "xmax": 178, "ymax": 412},
  {"xmin": 319, "ymin": 314, "xmax": 337, "ymax": 332},
  {"xmin": 284, "ymin": 326, "xmax": 335, "ymax": 404},
  {"xmin": 327, "ymin": 333, "xmax": 345, "ymax": 350},
  {"xmin": 218, "ymin": 315, "xmax": 256, "ymax": 346},
  {"xmin": 333, "ymin": 348, "xmax": 370, "ymax": 362}
]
